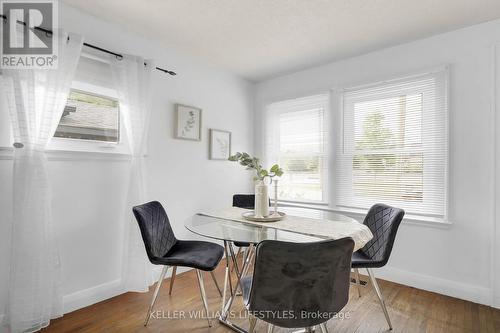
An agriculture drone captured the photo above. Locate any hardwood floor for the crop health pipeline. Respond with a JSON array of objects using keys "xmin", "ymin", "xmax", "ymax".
[{"xmin": 42, "ymin": 262, "xmax": 500, "ymax": 333}]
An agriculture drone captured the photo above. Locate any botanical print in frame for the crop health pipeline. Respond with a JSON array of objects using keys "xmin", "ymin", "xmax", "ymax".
[
  {"xmin": 175, "ymin": 104, "xmax": 202, "ymax": 141},
  {"xmin": 209, "ymin": 129, "xmax": 231, "ymax": 160}
]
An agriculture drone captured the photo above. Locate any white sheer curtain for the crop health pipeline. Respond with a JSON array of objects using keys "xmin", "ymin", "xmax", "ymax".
[
  {"xmin": 111, "ymin": 55, "xmax": 155, "ymax": 292},
  {"xmin": 0, "ymin": 31, "xmax": 83, "ymax": 332}
]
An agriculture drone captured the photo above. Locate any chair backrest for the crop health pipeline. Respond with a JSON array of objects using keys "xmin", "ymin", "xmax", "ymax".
[
  {"xmin": 232, "ymin": 194, "xmax": 256, "ymax": 209},
  {"xmin": 360, "ymin": 203, "xmax": 405, "ymax": 266},
  {"xmin": 132, "ymin": 201, "xmax": 177, "ymax": 263},
  {"xmin": 247, "ymin": 238, "xmax": 354, "ymax": 328},
  {"xmin": 233, "ymin": 194, "xmax": 270, "ymax": 209}
]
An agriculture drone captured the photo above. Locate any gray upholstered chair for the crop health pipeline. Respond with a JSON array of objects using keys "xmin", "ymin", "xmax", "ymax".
[
  {"xmin": 133, "ymin": 201, "xmax": 224, "ymax": 327},
  {"xmin": 352, "ymin": 203, "xmax": 405, "ymax": 330},
  {"xmin": 241, "ymin": 238, "xmax": 355, "ymax": 332}
]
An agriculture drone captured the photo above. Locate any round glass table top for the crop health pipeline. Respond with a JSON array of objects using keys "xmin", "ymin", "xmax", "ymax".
[{"xmin": 185, "ymin": 206, "xmax": 360, "ymax": 244}]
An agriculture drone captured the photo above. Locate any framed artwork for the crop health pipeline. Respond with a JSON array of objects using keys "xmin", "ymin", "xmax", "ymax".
[
  {"xmin": 175, "ymin": 104, "xmax": 202, "ymax": 141},
  {"xmin": 209, "ymin": 129, "xmax": 231, "ymax": 160}
]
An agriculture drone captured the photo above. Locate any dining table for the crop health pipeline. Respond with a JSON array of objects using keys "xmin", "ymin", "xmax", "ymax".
[{"xmin": 185, "ymin": 205, "xmax": 373, "ymax": 333}]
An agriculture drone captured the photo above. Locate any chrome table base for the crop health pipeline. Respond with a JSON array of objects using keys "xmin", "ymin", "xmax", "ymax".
[{"xmin": 219, "ymin": 241, "xmax": 255, "ymax": 332}]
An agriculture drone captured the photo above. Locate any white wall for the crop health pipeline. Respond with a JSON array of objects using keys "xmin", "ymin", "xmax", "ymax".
[
  {"xmin": 2, "ymin": 2, "xmax": 499, "ymax": 321},
  {"xmin": 494, "ymin": 43, "xmax": 500, "ymax": 309},
  {"xmin": 0, "ymin": 149, "xmax": 12, "ymax": 322},
  {"xmin": 255, "ymin": 19, "xmax": 500, "ymax": 307},
  {"xmin": 0, "ymin": 2, "xmax": 254, "ymax": 315}
]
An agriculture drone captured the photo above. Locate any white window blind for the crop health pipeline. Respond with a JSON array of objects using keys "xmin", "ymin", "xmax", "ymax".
[
  {"xmin": 265, "ymin": 94, "xmax": 329, "ymax": 203},
  {"xmin": 335, "ymin": 69, "xmax": 448, "ymax": 218}
]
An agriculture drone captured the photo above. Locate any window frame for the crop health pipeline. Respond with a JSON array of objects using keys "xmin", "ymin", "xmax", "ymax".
[
  {"xmin": 48, "ymin": 80, "xmax": 130, "ymax": 155},
  {"xmin": 264, "ymin": 94, "xmax": 330, "ymax": 205},
  {"xmin": 332, "ymin": 66, "xmax": 450, "ymax": 222}
]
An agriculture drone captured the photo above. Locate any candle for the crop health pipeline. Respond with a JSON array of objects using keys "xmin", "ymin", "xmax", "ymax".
[{"xmin": 273, "ymin": 179, "xmax": 278, "ymax": 215}]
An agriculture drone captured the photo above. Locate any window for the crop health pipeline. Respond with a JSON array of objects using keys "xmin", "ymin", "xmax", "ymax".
[
  {"xmin": 54, "ymin": 89, "xmax": 119, "ymax": 142},
  {"xmin": 265, "ymin": 94, "xmax": 329, "ymax": 203},
  {"xmin": 52, "ymin": 52, "xmax": 122, "ymax": 146},
  {"xmin": 335, "ymin": 69, "xmax": 448, "ymax": 219}
]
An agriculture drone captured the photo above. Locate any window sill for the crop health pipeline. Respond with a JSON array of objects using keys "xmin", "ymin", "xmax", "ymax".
[
  {"xmin": 0, "ymin": 147, "xmax": 13, "ymax": 160},
  {"xmin": 0, "ymin": 146, "xmax": 132, "ymax": 161},
  {"xmin": 278, "ymin": 201, "xmax": 452, "ymax": 228},
  {"xmin": 49, "ymin": 137, "xmax": 131, "ymax": 155},
  {"xmin": 46, "ymin": 149, "xmax": 132, "ymax": 161},
  {"xmin": 278, "ymin": 199, "xmax": 329, "ymax": 206}
]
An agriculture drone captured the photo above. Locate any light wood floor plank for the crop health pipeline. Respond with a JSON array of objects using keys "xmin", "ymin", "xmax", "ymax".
[{"xmin": 41, "ymin": 262, "xmax": 500, "ymax": 333}]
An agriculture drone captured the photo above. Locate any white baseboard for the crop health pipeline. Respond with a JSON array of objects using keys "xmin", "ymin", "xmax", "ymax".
[
  {"xmin": 61, "ymin": 264, "xmax": 496, "ymax": 315},
  {"xmin": 375, "ymin": 266, "xmax": 493, "ymax": 306},
  {"xmin": 62, "ymin": 266, "xmax": 193, "ymax": 314},
  {"xmin": 63, "ymin": 279, "xmax": 123, "ymax": 314}
]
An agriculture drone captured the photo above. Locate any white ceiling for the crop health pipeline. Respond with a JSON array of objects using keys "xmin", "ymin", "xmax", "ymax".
[{"xmin": 63, "ymin": 0, "xmax": 500, "ymax": 82}]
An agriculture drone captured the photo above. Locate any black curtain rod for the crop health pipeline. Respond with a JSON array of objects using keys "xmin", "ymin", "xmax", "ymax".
[{"xmin": 1, "ymin": 14, "xmax": 177, "ymax": 76}]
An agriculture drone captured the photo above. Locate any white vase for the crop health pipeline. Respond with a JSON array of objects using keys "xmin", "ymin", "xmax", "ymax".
[{"xmin": 254, "ymin": 180, "xmax": 269, "ymax": 218}]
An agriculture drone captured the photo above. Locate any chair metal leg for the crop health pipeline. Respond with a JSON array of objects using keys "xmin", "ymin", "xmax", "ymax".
[
  {"xmin": 240, "ymin": 245, "xmax": 255, "ymax": 278},
  {"xmin": 241, "ymin": 247, "xmax": 248, "ymax": 271},
  {"xmin": 367, "ymin": 268, "xmax": 393, "ymax": 330},
  {"xmin": 267, "ymin": 323, "xmax": 274, "ymax": 333},
  {"xmin": 210, "ymin": 270, "xmax": 223, "ymax": 297},
  {"xmin": 169, "ymin": 266, "xmax": 177, "ymax": 295},
  {"xmin": 232, "ymin": 247, "xmax": 241, "ymax": 272},
  {"xmin": 222, "ymin": 241, "xmax": 233, "ymax": 316},
  {"xmin": 196, "ymin": 269, "xmax": 212, "ymax": 327},
  {"xmin": 319, "ymin": 323, "xmax": 329, "ymax": 333},
  {"xmin": 248, "ymin": 315, "xmax": 257, "ymax": 333},
  {"xmin": 355, "ymin": 268, "xmax": 362, "ymax": 298},
  {"xmin": 144, "ymin": 265, "xmax": 169, "ymax": 326},
  {"xmin": 229, "ymin": 244, "xmax": 242, "ymax": 278}
]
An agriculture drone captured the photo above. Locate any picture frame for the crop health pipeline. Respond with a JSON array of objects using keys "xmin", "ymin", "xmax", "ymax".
[
  {"xmin": 209, "ymin": 129, "xmax": 231, "ymax": 160},
  {"xmin": 174, "ymin": 104, "xmax": 202, "ymax": 141}
]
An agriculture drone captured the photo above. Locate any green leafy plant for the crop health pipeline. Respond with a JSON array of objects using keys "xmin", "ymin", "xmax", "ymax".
[{"xmin": 228, "ymin": 152, "xmax": 284, "ymax": 181}]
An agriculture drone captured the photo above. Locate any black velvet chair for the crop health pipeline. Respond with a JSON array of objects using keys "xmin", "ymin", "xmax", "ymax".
[
  {"xmin": 133, "ymin": 201, "xmax": 224, "ymax": 327},
  {"xmin": 232, "ymin": 194, "xmax": 257, "ymax": 247},
  {"xmin": 231, "ymin": 194, "xmax": 271, "ymax": 274},
  {"xmin": 232, "ymin": 194, "xmax": 271, "ymax": 247},
  {"xmin": 352, "ymin": 203, "xmax": 405, "ymax": 330},
  {"xmin": 232, "ymin": 194, "xmax": 259, "ymax": 210},
  {"xmin": 241, "ymin": 238, "xmax": 354, "ymax": 333}
]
